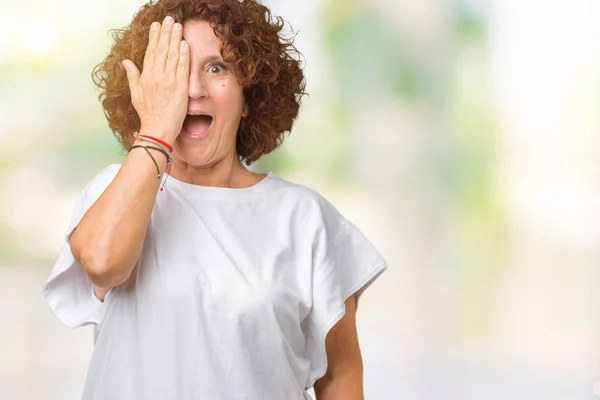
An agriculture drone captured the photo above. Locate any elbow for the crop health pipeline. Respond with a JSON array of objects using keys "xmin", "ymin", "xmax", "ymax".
[
  {"xmin": 71, "ymin": 231, "xmax": 130, "ymax": 287},
  {"xmin": 81, "ymin": 262, "xmax": 126, "ymax": 287},
  {"xmin": 84, "ymin": 259, "xmax": 127, "ymax": 288},
  {"xmin": 83, "ymin": 249, "xmax": 132, "ymax": 288}
]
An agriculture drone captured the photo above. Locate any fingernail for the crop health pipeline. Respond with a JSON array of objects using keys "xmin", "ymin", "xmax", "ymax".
[{"xmin": 151, "ymin": 22, "xmax": 159, "ymax": 32}]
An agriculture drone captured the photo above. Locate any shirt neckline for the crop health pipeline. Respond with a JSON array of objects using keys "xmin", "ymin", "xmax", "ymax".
[{"xmin": 161, "ymin": 170, "xmax": 274, "ymax": 200}]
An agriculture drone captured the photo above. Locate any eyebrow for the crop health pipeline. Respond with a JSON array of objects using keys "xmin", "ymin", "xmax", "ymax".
[
  {"xmin": 188, "ymin": 53, "xmax": 227, "ymax": 66},
  {"xmin": 199, "ymin": 55, "xmax": 225, "ymax": 64}
]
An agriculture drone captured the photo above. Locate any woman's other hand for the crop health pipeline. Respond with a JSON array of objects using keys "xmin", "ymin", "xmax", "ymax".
[{"xmin": 121, "ymin": 16, "xmax": 189, "ymax": 145}]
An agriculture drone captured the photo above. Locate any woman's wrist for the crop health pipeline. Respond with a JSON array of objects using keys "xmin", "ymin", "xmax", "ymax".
[
  {"xmin": 133, "ymin": 137, "xmax": 171, "ymax": 155},
  {"xmin": 138, "ymin": 127, "xmax": 177, "ymax": 147},
  {"xmin": 134, "ymin": 131, "xmax": 175, "ymax": 154}
]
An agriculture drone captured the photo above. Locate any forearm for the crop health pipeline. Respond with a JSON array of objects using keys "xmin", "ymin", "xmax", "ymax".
[{"xmin": 71, "ymin": 137, "xmax": 169, "ymax": 287}]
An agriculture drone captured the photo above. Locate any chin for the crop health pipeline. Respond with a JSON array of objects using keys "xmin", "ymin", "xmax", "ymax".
[{"xmin": 175, "ymin": 144, "xmax": 226, "ymax": 166}]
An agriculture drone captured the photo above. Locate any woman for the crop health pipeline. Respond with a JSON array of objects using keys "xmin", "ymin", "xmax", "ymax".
[{"xmin": 43, "ymin": 1, "xmax": 387, "ymax": 399}]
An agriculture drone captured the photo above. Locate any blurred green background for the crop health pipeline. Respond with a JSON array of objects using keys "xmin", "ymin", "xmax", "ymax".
[{"xmin": 1, "ymin": 0, "xmax": 599, "ymax": 399}]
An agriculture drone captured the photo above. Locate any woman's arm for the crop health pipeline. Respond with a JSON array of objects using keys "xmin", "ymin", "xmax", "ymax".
[
  {"xmin": 314, "ymin": 295, "xmax": 364, "ymax": 400},
  {"xmin": 70, "ymin": 145, "xmax": 168, "ymax": 289},
  {"xmin": 71, "ymin": 17, "xmax": 189, "ymax": 291}
]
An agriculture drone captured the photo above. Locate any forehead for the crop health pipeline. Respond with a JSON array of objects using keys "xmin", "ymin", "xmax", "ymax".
[{"xmin": 181, "ymin": 19, "xmax": 222, "ymax": 58}]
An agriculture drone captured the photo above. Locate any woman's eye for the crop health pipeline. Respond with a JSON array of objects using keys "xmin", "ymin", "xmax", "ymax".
[{"xmin": 208, "ymin": 63, "xmax": 226, "ymax": 74}]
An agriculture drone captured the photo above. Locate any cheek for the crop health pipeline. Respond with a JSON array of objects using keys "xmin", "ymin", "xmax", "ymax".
[{"xmin": 213, "ymin": 81, "xmax": 244, "ymax": 108}]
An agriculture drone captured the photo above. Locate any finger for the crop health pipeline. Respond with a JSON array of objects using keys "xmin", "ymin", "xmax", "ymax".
[
  {"xmin": 176, "ymin": 40, "xmax": 190, "ymax": 85},
  {"xmin": 122, "ymin": 59, "xmax": 142, "ymax": 104},
  {"xmin": 165, "ymin": 22, "xmax": 182, "ymax": 77},
  {"xmin": 156, "ymin": 16, "xmax": 175, "ymax": 71},
  {"xmin": 143, "ymin": 22, "xmax": 161, "ymax": 73}
]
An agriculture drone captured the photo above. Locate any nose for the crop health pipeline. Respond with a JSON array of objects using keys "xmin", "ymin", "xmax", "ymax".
[{"xmin": 188, "ymin": 73, "xmax": 209, "ymax": 100}]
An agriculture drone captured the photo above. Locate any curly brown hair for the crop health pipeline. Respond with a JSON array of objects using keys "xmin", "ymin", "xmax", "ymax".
[{"xmin": 91, "ymin": 0, "xmax": 306, "ymax": 165}]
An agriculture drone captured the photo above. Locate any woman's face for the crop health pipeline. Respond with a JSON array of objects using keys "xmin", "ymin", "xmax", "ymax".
[{"xmin": 172, "ymin": 19, "xmax": 245, "ymax": 167}]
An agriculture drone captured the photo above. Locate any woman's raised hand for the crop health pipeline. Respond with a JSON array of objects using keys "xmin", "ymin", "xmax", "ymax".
[{"xmin": 121, "ymin": 16, "xmax": 189, "ymax": 145}]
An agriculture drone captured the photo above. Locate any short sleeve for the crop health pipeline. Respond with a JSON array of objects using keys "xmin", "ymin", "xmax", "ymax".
[
  {"xmin": 42, "ymin": 164, "xmax": 121, "ymax": 328},
  {"xmin": 302, "ymin": 195, "xmax": 388, "ymax": 389}
]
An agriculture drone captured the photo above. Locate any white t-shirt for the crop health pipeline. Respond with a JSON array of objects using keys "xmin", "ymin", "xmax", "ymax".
[{"xmin": 43, "ymin": 163, "xmax": 387, "ymax": 400}]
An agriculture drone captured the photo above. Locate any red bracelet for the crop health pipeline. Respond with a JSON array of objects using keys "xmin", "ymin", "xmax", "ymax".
[{"xmin": 135, "ymin": 132, "xmax": 174, "ymax": 153}]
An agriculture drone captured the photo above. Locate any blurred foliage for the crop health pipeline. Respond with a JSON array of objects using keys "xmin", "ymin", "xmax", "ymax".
[
  {"xmin": 323, "ymin": 5, "xmax": 423, "ymax": 101},
  {"xmin": 448, "ymin": 1, "xmax": 508, "ymax": 338}
]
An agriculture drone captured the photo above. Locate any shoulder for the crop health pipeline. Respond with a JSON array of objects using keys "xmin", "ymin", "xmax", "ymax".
[
  {"xmin": 79, "ymin": 163, "xmax": 122, "ymax": 201},
  {"xmin": 95, "ymin": 163, "xmax": 122, "ymax": 180},
  {"xmin": 87, "ymin": 163, "xmax": 121, "ymax": 187},
  {"xmin": 267, "ymin": 174, "xmax": 348, "ymax": 228}
]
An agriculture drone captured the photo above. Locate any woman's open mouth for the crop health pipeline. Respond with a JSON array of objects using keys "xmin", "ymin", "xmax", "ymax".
[{"xmin": 182, "ymin": 114, "xmax": 214, "ymax": 141}]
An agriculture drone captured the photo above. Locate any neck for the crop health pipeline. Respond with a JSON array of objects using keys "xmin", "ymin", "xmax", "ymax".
[{"xmin": 167, "ymin": 155, "xmax": 249, "ymax": 188}]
